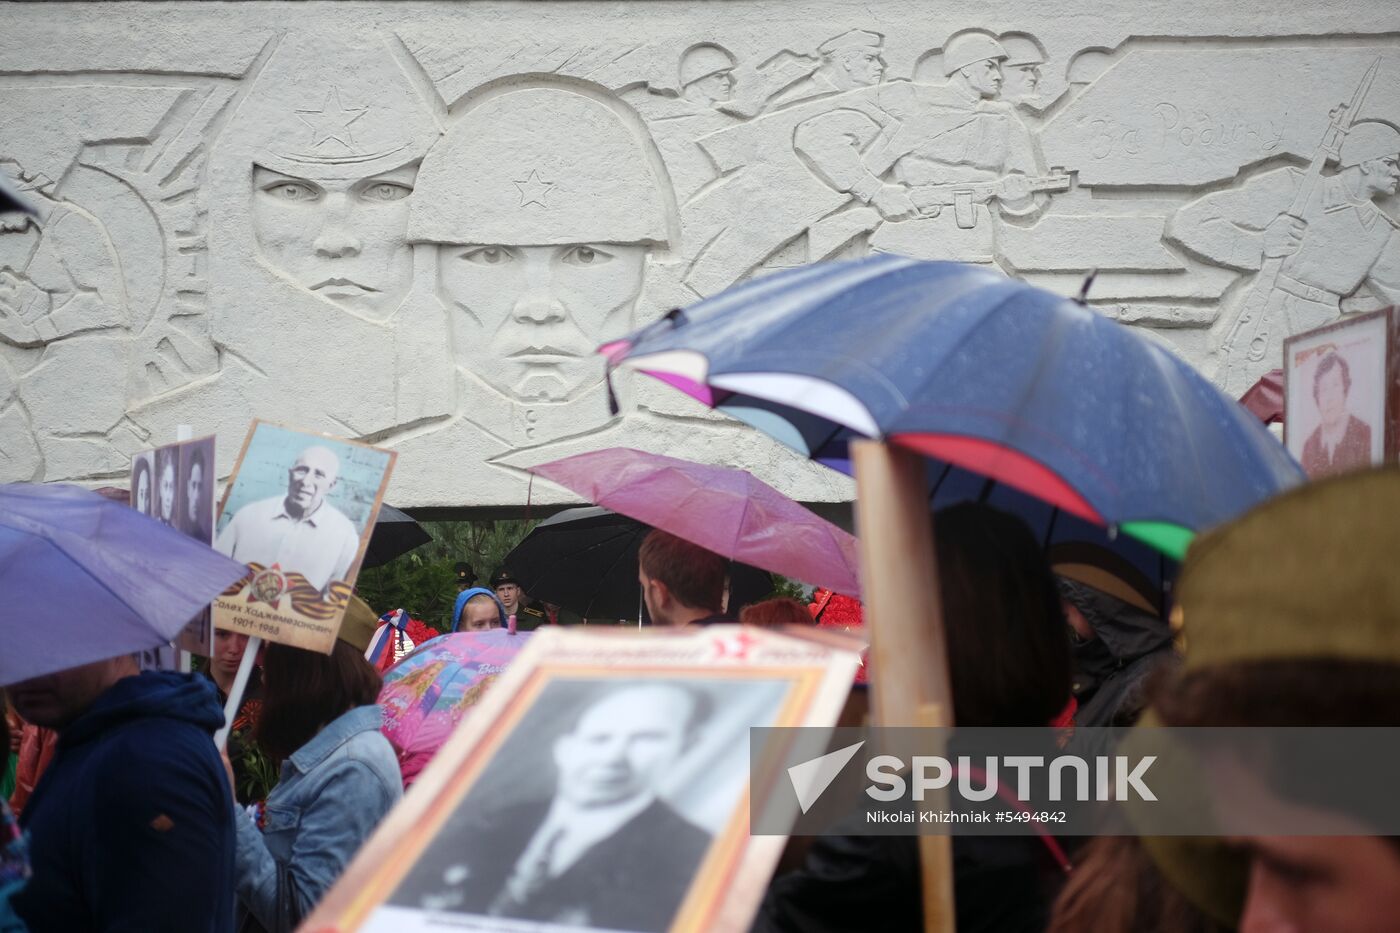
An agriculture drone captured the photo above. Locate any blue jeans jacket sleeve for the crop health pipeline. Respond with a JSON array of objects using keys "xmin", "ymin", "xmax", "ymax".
[{"xmin": 235, "ymin": 756, "xmax": 398, "ymax": 932}]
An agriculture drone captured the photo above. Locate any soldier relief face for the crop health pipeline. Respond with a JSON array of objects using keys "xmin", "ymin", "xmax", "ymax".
[
  {"xmin": 440, "ymin": 242, "xmax": 649, "ymax": 402},
  {"xmin": 691, "ymin": 71, "xmax": 735, "ymax": 105},
  {"xmin": 1359, "ymin": 156, "xmax": 1400, "ymax": 198},
  {"xmin": 963, "ymin": 59, "xmax": 1004, "ymax": 98},
  {"xmin": 838, "ymin": 49, "xmax": 887, "ymax": 86},
  {"xmin": 251, "ymin": 162, "xmax": 419, "ymax": 317},
  {"xmin": 1002, "ymin": 64, "xmax": 1041, "ymax": 101}
]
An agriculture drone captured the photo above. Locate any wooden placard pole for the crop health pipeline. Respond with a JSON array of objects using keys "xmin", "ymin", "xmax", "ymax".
[{"xmin": 851, "ymin": 440, "xmax": 956, "ymax": 933}]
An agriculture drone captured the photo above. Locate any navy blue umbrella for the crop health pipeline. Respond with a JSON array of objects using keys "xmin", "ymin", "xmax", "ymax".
[{"xmin": 602, "ymin": 255, "xmax": 1303, "ymax": 557}]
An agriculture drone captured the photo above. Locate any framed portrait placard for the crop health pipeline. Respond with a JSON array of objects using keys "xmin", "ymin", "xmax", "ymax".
[
  {"xmin": 130, "ymin": 434, "xmax": 217, "ymax": 656},
  {"xmin": 212, "ymin": 420, "xmax": 395, "ymax": 653},
  {"xmin": 304, "ymin": 625, "xmax": 861, "ymax": 933},
  {"xmin": 1283, "ymin": 308, "xmax": 1400, "ymax": 480}
]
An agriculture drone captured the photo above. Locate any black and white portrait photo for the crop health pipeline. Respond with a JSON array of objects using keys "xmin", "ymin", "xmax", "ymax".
[
  {"xmin": 377, "ymin": 676, "xmax": 789, "ymax": 932},
  {"xmin": 129, "ymin": 435, "xmax": 218, "ymax": 657}
]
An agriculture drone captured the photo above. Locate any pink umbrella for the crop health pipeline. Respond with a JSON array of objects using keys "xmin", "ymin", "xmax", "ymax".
[
  {"xmin": 378, "ymin": 630, "xmax": 531, "ymax": 787},
  {"xmin": 528, "ymin": 447, "xmax": 861, "ymax": 596}
]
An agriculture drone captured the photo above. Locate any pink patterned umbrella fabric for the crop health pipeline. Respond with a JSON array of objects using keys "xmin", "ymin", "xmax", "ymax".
[
  {"xmin": 378, "ymin": 630, "xmax": 531, "ymax": 787},
  {"xmin": 528, "ymin": 447, "xmax": 861, "ymax": 597}
]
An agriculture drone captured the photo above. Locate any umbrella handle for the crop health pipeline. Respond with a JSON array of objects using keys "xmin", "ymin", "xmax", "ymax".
[{"xmin": 214, "ymin": 635, "xmax": 261, "ymax": 752}]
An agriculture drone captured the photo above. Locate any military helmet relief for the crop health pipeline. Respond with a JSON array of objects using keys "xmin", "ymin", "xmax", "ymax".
[{"xmin": 1, "ymin": 7, "xmax": 1397, "ymax": 506}]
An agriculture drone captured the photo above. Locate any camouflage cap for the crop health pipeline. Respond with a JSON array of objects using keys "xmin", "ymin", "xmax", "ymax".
[{"xmin": 1177, "ymin": 466, "xmax": 1400, "ymax": 670}]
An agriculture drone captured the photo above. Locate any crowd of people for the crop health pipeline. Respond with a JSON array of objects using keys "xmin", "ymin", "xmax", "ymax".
[{"xmin": 1, "ymin": 465, "xmax": 1396, "ymax": 933}]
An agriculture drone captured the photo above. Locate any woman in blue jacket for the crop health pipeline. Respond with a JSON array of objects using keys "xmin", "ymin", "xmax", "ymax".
[{"xmin": 229, "ymin": 599, "xmax": 402, "ymax": 932}]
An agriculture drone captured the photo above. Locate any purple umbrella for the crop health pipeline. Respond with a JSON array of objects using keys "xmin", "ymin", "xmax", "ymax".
[
  {"xmin": 0, "ymin": 483, "xmax": 250, "ymax": 685},
  {"xmin": 528, "ymin": 448, "xmax": 861, "ymax": 596}
]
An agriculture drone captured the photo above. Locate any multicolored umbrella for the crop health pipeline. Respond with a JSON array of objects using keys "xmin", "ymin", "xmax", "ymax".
[
  {"xmin": 0, "ymin": 483, "xmax": 249, "ymax": 686},
  {"xmin": 528, "ymin": 447, "xmax": 861, "ymax": 595},
  {"xmin": 602, "ymin": 256, "xmax": 1304, "ymax": 557},
  {"xmin": 378, "ymin": 630, "xmax": 531, "ymax": 786}
]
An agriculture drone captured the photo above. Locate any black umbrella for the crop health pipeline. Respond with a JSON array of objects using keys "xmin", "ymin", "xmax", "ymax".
[
  {"xmin": 361, "ymin": 504, "xmax": 432, "ymax": 570},
  {"xmin": 504, "ymin": 506, "xmax": 772, "ymax": 621}
]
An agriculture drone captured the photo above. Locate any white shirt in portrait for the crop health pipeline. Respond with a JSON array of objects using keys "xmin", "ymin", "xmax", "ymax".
[{"xmin": 215, "ymin": 495, "xmax": 360, "ymax": 590}]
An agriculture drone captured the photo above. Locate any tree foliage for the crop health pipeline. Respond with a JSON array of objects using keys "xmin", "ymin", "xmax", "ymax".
[{"xmin": 355, "ymin": 518, "xmax": 538, "ymax": 634}]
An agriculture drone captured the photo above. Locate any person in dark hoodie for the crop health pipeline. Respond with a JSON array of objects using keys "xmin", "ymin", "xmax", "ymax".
[
  {"xmin": 1051, "ymin": 548, "xmax": 1176, "ymax": 728},
  {"xmin": 7, "ymin": 652, "xmax": 234, "ymax": 932}
]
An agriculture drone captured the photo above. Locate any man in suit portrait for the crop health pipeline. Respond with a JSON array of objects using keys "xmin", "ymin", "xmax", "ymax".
[
  {"xmin": 393, "ymin": 681, "xmax": 714, "ymax": 931},
  {"xmin": 1301, "ymin": 352, "xmax": 1374, "ymax": 478}
]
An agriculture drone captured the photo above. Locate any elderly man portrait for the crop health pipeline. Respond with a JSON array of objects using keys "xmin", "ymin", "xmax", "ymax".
[
  {"xmin": 214, "ymin": 444, "xmax": 360, "ymax": 591},
  {"xmin": 391, "ymin": 681, "xmax": 714, "ymax": 931}
]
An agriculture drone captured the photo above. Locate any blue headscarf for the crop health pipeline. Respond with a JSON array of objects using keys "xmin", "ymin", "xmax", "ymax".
[{"xmin": 452, "ymin": 586, "xmax": 507, "ymax": 632}]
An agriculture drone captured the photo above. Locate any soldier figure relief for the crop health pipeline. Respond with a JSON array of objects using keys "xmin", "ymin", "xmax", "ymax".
[{"xmin": 1, "ymin": 7, "xmax": 1398, "ymax": 503}]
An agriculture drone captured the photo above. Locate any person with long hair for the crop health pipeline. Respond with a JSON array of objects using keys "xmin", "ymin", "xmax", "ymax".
[
  {"xmin": 753, "ymin": 503, "xmax": 1075, "ymax": 933},
  {"xmin": 132, "ymin": 456, "xmax": 153, "ymax": 516},
  {"xmin": 230, "ymin": 599, "xmax": 400, "ymax": 932}
]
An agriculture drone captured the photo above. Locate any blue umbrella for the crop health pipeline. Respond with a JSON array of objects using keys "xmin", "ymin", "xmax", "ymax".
[
  {"xmin": 602, "ymin": 255, "xmax": 1304, "ymax": 557},
  {"xmin": 0, "ymin": 483, "xmax": 250, "ymax": 685}
]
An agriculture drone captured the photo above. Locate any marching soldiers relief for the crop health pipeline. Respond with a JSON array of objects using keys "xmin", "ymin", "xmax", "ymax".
[{"xmin": 0, "ymin": 14, "xmax": 1397, "ymax": 504}]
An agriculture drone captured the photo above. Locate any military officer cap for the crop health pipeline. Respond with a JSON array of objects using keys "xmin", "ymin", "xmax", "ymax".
[
  {"xmin": 998, "ymin": 33, "xmax": 1047, "ymax": 68},
  {"xmin": 817, "ymin": 29, "xmax": 882, "ymax": 57},
  {"xmin": 408, "ymin": 83, "xmax": 669, "ymax": 247},
  {"xmin": 454, "ymin": 562, "xmax": 476, "ymax": 585},
  {"xmin": 680, "ymin": 43, "xmax": 737, "ymax": 87},
  {"xmin": 490, "ymin": 567, "xmax": 521, "ymax": 589},
  {"xmin": 942, "ymin": 30, "xmax": 1008, "ymax": 75},
  {"xmin": 1339, "ymin": 120, "xmax": 1400, "ymax": 168}
]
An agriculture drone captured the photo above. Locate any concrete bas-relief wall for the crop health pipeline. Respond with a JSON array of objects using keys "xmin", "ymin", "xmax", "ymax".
[{"xmin": 1, "ymin": 1, "xmax": 1398, "ymax": 506}]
